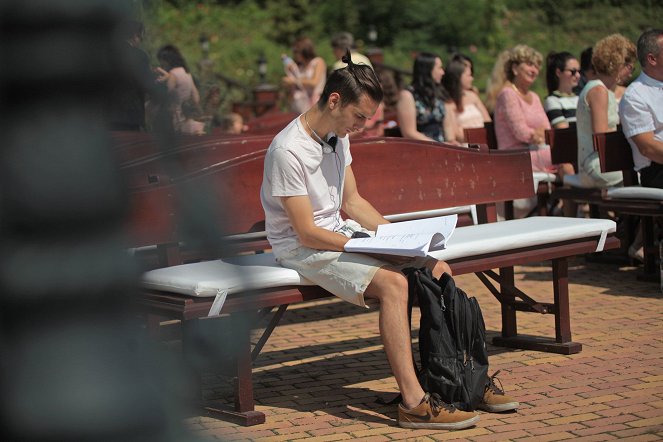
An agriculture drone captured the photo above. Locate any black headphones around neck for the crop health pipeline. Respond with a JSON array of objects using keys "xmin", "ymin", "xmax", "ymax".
[
  {"xmin": 321, "ymin": 135, "xmax": 338, "ymax": 154},
  {"xmin": 309, "ymin": 128, "xmax": 338, "ymax": 154},
  {"xmin": 304, "ymin": 112, "xmax": 338, "ymax": 154}
]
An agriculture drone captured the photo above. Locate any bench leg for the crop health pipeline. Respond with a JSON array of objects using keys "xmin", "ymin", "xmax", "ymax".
[
  {"xmin": 638, "ymin": 217, "xmax": 659, "ymax": 282},
  {"xmin": 492, "ymin": 258, "xmax": 582, "ymax": 354},
  {"xmin": 183, "ymin": 316, "xmax": 265, "ymax": 426},
  {"xmin": 499, "ymin": 266, "xmax": 517, "ymax": 338},
  {"xmin": 552, "ymin": 257, "xmax": 571, "ymax": 343},
  {"xmin": 146, "ymin": 313, "xmax": 164, "ymax": 338}
]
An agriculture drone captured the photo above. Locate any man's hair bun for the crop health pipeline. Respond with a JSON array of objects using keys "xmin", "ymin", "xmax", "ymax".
[{"xmin": 341, "ymin": 48, "xmax": 353, "ymax": 67}]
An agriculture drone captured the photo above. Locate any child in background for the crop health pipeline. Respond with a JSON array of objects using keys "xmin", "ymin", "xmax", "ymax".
[{"xmin": 220, "ymin": 112, "xmax": 247, "ymax": 135}]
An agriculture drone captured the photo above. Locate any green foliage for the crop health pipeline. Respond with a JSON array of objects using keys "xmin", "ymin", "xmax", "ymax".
[
  {"xmin": 140, "ymin": 0, "xmax": 663, "ymax": 109},
  {"xmin": 264, "ymin": 0, "xmax": 317, "ymax": 46}
]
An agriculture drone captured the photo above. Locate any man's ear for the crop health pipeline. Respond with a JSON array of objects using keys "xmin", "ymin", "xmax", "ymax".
[{"xmin": 328, "ymin": 92, "xmax": 341, "ymax": 110}]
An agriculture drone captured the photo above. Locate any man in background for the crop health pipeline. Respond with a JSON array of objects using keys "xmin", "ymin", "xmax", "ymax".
[
  {"xmin": 619, "ymin": 28, "xmax": 663, "ymax": 187},
  {"xmin": 105, "ymin": 20, "xmax": 168, "ymax": 131},
  {"xmin": 331, "ymin": 31, "xmax": 373, "ymax": 71}
]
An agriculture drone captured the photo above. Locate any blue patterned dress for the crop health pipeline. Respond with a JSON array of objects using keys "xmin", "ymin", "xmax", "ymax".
[{"xmin": 408, "ymin": 86, "xmax": 446, "ymax": 142}]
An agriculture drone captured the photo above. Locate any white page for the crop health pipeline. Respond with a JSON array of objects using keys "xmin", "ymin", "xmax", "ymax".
[
  {"xmin": 344, "ymin": 214, "xmax": 458, "ymax": 257},
  {"xmin": 344, "ymin": 232, "xmax": 433, "ymax": 256},
  {"xmin": 377, "ymin": 214, "xmax": 457, "ymax": 243}
]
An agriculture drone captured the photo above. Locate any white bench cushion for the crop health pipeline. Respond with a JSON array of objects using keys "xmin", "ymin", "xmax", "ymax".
[
  {"xmin": 141, "ymin": 217, "xmax": 616, "ymax": 298},
  {"xmin": 533, "ymin": 171, "xmax": 558, "ymax": 191},
  {"xmin": 606, "ymin": 186, "xmax": 663, "ymax": 201}
]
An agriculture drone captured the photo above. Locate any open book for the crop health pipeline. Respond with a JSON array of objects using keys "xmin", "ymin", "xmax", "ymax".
[{"xmin": 344, "ymin": 214, "xmax": 457, "ymax": 257}]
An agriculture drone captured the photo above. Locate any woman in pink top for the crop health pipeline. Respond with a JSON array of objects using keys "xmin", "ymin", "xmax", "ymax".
[
  {"xmin": 494, "ymin": 45, "xmax": 554, "ymax": 173},
  {"xmin": 157, "ymin": 44, "xmax": 201, "ymax": 132},
  {"xmin": 282, "ymin": 36, "xmax": 327, "ymax": 113}
]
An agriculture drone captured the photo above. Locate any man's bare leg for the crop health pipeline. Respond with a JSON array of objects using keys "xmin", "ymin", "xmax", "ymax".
[{"xmin": 363, "ymin": 259, "xmax": 451, "ymax": 409}]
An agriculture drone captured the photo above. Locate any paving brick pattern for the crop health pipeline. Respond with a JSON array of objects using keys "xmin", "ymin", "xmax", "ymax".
[{"xmin": 185, "ymin": 257, "xmax": 663, "ymax": 441}]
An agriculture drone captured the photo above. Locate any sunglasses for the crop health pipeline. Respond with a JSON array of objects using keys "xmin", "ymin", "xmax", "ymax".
[{"xmin": 564, "ymin": 68, "xmax": 581, "ymax": 76}]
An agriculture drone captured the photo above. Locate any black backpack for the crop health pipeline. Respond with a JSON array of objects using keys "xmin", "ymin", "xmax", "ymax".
[{"xmin": 404, "ymin": 267, "xmax": 489, "ymax": 411}]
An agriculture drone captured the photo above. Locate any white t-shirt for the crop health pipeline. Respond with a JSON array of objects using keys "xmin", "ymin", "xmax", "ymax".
[
  {"xmin": 619, "ymin": 71, "xmax": 663, "ymax": 171},
  {"xmin": 260, "ymin": 117, "xmax": 351, "ymax": 257}
]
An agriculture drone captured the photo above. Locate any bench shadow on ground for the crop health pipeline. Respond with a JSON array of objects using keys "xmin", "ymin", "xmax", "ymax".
[
  {"xmin": 198, "ymin": 256, "xmax": 638, "ymax": 426},
  {"xmin": 513, "ymin": 256, "xmax": 661, "ymax": 299},
  {"xmin": 268, "ymin": 257, "xmax": 659, "ymax": 336},
  {"xmin": 202, "ymin": 327, "xmax": 516, "ymax": 426}
]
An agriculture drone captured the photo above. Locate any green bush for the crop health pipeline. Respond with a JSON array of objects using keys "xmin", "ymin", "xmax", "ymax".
[{"xmin": 139, "ymin": 0, "xmax": 662, "ymax": 109}]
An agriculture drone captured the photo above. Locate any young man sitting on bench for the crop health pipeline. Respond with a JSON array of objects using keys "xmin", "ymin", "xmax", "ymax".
[{"xmin": 260, "ymin": 52, "xmax": 518, "ymax": 430}]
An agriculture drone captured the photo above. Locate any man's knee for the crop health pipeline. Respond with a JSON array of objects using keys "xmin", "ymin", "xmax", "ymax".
[
  {"xmin": 429, "ymin": 259, "xmax": 452, "ymax": 279},
  {"xmin": 366, "ymin": 267, "xmax": 409, "ymax": 304}
]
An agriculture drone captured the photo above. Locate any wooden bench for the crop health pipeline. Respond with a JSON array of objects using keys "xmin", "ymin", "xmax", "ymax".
[
  {"xmin": 126, "ymin": 138, "xmax": 618, "ymax": 426},
  {"xmin": 120, "ymin": 134, "xmax": 274, "ymax": 188},
  {"xmin": 545, "ymin": 126, "xmax": 608, "ymax": 218},
  {"xmin": 595, "ymin": 130, "xmax": 663, "ymax": 278},
  {"xmin": 242, "ymin": 111, "xmax": 298, "ymax": 135},
  {"xmin": 464, "ymin": 123, "xmax": 557, "ymax": 218}
]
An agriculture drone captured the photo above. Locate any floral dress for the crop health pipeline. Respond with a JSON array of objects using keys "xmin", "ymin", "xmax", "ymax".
[{"xmin": 408, "ymin": 86, "xmax": 446, "ymax": 142}]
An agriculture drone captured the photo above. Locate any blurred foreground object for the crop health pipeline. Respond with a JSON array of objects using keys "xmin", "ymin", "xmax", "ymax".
[{"xmin": 0, "ymin": 1, "xmax": 194, "ymax": 440}]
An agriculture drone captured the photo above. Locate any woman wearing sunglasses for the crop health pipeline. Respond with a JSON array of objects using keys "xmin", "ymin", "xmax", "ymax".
[
  {"xmin": 576, "ymin": 33, "xmax": 636, "ymax": 189},
  {"xmin": 544, "ymin": 51, "xmax": 581, "ymax": 129}
]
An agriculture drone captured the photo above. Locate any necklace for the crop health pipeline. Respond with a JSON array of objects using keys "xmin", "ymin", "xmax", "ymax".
[
  {"xmin": 304, "ymin": 112, "xmax": 325, "ymax": 145},
  {"xmin": 511, "ymin": 82, "xmax": 528, "ymax": 97}
]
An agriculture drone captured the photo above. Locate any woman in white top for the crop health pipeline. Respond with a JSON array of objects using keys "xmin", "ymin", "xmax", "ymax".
[
  {"xmin": 157, "ymin": 44, "xmax": 201, "ymax": 132},
  {"xmin": 442, "ymin": 60, "xmax": 491, "ymax": 143},
  {"xmin": 544, "ymin": 51, "xmax": 580, "ymax": 129},
  {"xmin": 282, "ymin": 36, "xmax": 327, "ymax": 113},
  {"xmin": 576, "ymin": 34, "xmax": 635, "ymax": 188}
]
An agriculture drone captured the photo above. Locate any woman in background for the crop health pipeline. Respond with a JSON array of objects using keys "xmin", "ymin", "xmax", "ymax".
[
  {"xmin": 442, "ymin": 60, "xmax": 491, "ymax": 143},
  {"xmin": 281, "ymin": 36, "xmax": 327, "ymax": 113},
  {"xmin": 397, "ymin": 52, "xmax": 458, "ymax": 143},
  {"xmin": 576, "ymin": 34, "xmax": 636, "ymax": 188},
  {"xmin": 493, "ymin": 44, "xmax": 554, "ymax": 173},
  {"xmin": 544, "ymin": 51, "xmax": 581, "ymax": 129},
  {"xmin": 157, "ymin": 44, "xmax": 201, "ymax": 133},
  {"xmin": 450, "ymin": 52, "xmax": 480, "ymax": 95}
]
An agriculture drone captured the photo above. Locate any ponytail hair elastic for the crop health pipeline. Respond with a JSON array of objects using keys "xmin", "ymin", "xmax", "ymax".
[
  {"xmin": 342, "ymin": 48, "xmax": 354, "ymax": 67},
  {"xmin": 342, "ymin": 48, "xmax": 362, "ymax": 85}
]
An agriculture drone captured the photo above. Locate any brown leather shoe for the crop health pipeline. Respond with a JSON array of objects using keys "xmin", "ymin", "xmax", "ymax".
[
  {"xmin": 398, "ymin": 392, "xmax": 479, "ymax": 430},
  {"xmin": 477, "ymin": 370, "xmax": 519, "ymax": 412}
]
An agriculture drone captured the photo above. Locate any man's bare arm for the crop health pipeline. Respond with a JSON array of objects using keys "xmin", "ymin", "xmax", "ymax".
[
  {"xmin": 632, "ymin": 132, "xmax": 663, "ymax": 164},
  {"xmin": 281, "ymin": 195, "xmax": 349, "ymax": 251},
  {"xmin": 341, "ymin": 165, "xmax": 389, "ymax": 231}
]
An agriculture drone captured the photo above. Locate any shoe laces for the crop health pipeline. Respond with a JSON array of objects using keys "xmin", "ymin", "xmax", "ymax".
[
  {"xmin": 487, "ymin": 370, "xmax": 505, "ymax": 396},
  {"xmin": 427, "ymin": 392, "xmax": 456, "ymax": 413}
]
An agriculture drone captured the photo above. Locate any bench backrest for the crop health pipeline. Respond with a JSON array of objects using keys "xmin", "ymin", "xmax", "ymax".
[
  {"xmin": 545, "ymin": 125, "xmax": 577, "ymax": 165},
  {"xmin": 243, "ymin": 111, "xmax": 298, "ymax": 135},
  {"xmin": 464, "ymin": 122, "xmax": 497, "ymax": 150},
  {"xmin": 121, "ymin": 135, "xmax": 273, "ymax": 188},
  {"xmin": 120, "ymin": 135, "xmax": 397, "ymax": 188},
  {"xmin": 594, "ymin": 129, "xmax": 638, "ymax": 185},
  {"xmin": 125, "ymin": 138, "xmax": 534, "ymax": 267}
]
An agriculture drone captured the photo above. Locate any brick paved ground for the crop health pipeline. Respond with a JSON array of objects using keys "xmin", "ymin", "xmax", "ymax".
[{"xmin": 185, "ymin": 257, "xmax": 663, "ymax": 441}]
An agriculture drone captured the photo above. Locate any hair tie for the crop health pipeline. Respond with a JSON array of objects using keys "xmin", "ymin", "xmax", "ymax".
[{"xmin": 342, "ymin": 48, "xmax": 353, "ymax": 67}]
